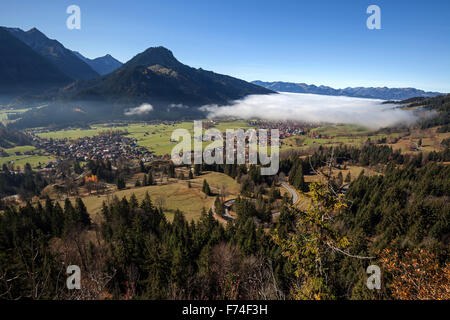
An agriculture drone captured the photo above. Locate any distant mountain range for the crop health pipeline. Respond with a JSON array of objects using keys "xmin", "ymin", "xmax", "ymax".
[
  {"xmin": 72, "ymin": 51, "xmax": 123, "ymax": 76},
  {"xmin": 252, "ymin": 81, "xmax": 444, "ymax": 101}
]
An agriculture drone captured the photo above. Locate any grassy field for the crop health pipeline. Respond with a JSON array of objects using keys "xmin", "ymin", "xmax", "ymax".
[
  {"xmin": 74, "ymin": 183, "xmax": 212, "ymax": 222},
  {"xmin": 0, "ymin": 145, "xmax": 55, "ymax": 168},
  {"xmin": 36, "ymin": 127, "xmax": 109, "ymax": 140},
  {"xmin": 311, "ymin": 124, "xmax": 370, "ymax": 136},
  {"xmin": 293, "ymin": 164, "xmax": 382, "ymax": 212},
  {"xmin": 384, "ymin": 127, "xmax": 450, "ymax": 154},
  {"xmin": 281, "ymin": 124, "xmax": 403, "ymax": 152},
  {"xmin": 303, "ymin": 165, "xmax": 381, "ymax": 184},
  {"xmin": 63, "ymin": 171, "xmax": 240, "ymax": 222},
  {"xmin": 190, "ymin": 171, "xmax": 241, "ymax": 195}
]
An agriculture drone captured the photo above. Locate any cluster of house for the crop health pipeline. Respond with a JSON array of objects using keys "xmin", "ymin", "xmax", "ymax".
[{"xmin": 33, "ymin": 132, "xmax": 154, "ymax": 162}]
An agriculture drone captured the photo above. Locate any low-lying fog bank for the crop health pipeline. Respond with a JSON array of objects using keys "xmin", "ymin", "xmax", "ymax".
[{"xmin": 201, "ymin": 92, "xmax": 419, "ymax": 129}]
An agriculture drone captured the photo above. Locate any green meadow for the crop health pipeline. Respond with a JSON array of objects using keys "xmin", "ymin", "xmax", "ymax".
[
  {"xmin": 0, "ymin": 145, "xmax": 55, "ymax": 168},
  {"xmin": 281, "ymin": 124, "xmax": 403, "ymax": 152}
]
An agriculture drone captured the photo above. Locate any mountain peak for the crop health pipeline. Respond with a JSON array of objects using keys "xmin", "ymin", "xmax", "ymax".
[
  {"xmin": 71, "ymin": 51, "xmax": 123, "ymax": 75},
  {"xmin": 125, "ymin": 46, "xmax": 181, "ymax": 69},
  {"xmin": 143, "ymin": 46, "xmax": 173, "ymax": 55},
  {"xmin": 5, "ymin": 27, "xmax": 99, "ymax": 80},
  {"xmin": 26, "ymin": 27, "xmax": 46, "ymax": 38}
]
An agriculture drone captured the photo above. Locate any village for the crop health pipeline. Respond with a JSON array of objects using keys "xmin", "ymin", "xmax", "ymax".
[{"xmin": 32, "ymin": 131, "xmax": 155, "ymax": 164}]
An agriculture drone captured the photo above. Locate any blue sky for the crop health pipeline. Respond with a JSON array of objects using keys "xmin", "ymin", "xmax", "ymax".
[{"xmin": 1, "ymin": 0, "xmax": 449, "ymax": 92}]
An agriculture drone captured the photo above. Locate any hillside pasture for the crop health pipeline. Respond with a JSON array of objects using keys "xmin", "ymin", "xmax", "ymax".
[{"xmin": 0, "ymin": 145, "xmax": 55, "ymax": 168}]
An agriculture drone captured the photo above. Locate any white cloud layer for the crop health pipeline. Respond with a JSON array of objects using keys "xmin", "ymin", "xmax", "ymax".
[
  {"xmin": 200, "ymin": 92, "xmax": 418, "ymax": 128},
  {"xmin": 125, "ymin": 103, "xmax": 153, "ymax": 116}
]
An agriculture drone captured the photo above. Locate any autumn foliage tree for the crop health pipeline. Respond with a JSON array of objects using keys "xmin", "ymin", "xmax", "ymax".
[
  {"xmin": 84, "ymin": 174, "xmax": 98, "ymax": 194},
  {"xmin": 273, "ymin": 182, "xmax": 352, "ymax": 299},
  {"xmin": 379, "ymin": 248, "xmax": 449, "ymax": 300}
]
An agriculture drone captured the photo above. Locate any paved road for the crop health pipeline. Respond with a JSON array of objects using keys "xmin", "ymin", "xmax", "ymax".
[
  {"xmin": 281, "ymin": 182, "xmax": 298, "ymax": 204},
  {"xmin": 222, "ymin": 199, "xmax": 235, "ymax": 220},
  {"xmin": 271, "ymin": 182, "xmax": 299, "ymax": 220}
]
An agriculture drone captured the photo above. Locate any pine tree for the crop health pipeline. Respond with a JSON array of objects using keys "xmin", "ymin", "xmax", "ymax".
[
  {"xmin": 202, "ymin": 179, "xmax": 211, "ymax": 196},
  {"xmin": 73, "ymin": 161, "xmax": 83, "ymax": 174},
  {"xmin": 168, "ymin": 164, "xmax": 175, "ymax": 178},
  {"xmin": 214, "ymin": 196, "xmax": 224, "ymax": 216},
  {"xmin": 75, "ymin": 198, "xmax": 91, "ymax": 227},
  {"xmin": 148, "ymin": 172, "xmax": 154, "ymax": 185},
  {"xmin": 143, "ymin": 175, "xmax": 148, "ymax": 186},
  {"xmin": 63, "ymin": 198, "xmax": 75, "ymax": 227},
  {"xmin": 336, "ymin": 171, "xmax": 343, "ymax": 187},
  {"xmin": 194, "ymin": 164, "xmax": 201, "ymax": 176},
  {"xmin": 345, "ymin": 172, "xmax": 351, "ymax": 183},
  {"xmin": 273, "ymin": 182, "xmax": 349, "ymax": 299},
  {"xmin": 117, "ymin": 177, "xmax": 126, "ymax": 190},
  {"xmin": 293, "ymin": 168, "xmax": 307, "ymax": 192}
]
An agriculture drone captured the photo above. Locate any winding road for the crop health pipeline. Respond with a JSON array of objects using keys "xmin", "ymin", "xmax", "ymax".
[
  {"xmin": 212, "ymin": 181, "xmax": 299, "ymax": 222},
  {"xmin": 281, "ymin": 182, "xmax": 298, "ymax": 204}
]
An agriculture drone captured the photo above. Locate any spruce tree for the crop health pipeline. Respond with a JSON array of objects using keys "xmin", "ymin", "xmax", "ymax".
[
  {"xmin": 168, "ymin": 164, "xmax": 175, "ymax": 178},
  {"xmin": 148, "ymin": 172, "xmax": 154, "ymax": 185},
  {"xmin": 202, "ymin": 179, "xmax": 211, "ymax": 196},
  {"xmin": 214, "ymin": 196, "xmax": 224, "ymax": 216},
  {"xmin": 143, "ymin": 175, "xmax": 148, "ymax": 186},
  {"xmin": 75, "ymin": 198, "xmax": 91, "ymax": 227},
  {"xmin": 194, "ymin": 164, "xmax": 201, "ymax": 176},
  {"xmin": 73, "ymin": 161, "xmax": 83, "ymax": 174},
  {"xmin": 293, "ymin": 169, "xmax": 307, "ymax": 192},
  {"xmin": 345, "ymin": 172, "xmax": 351, "ymax": 183},
  {"xmin": 336, "ymin": 171, "xmax": 343, "ymax": 187},
  {"xmin": 117, "ymin": 177, "xmax": 126, "ymax": 190}
]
